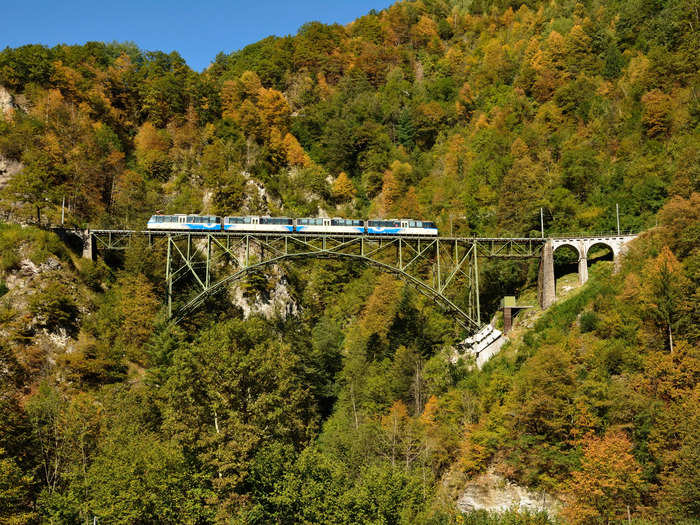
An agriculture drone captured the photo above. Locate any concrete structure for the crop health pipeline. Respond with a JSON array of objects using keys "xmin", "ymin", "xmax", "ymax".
[
  {"xmin": 81, "ymin": 229, "xmax": 95, "ymax": 260},
  {"xmin": 457, "ymin": 324, "xmax": 505, "ymax": 369},
  {"xmin": 501, "ymin": 296, "xmax": 531, "ymax": 334},
  {"xmin": 538, "ymin": 240, "xmax": 556, "ymax": 309}
]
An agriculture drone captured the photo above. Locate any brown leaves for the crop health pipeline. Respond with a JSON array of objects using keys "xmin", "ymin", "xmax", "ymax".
[
  {"xmin": 642, "ymin": 89, "xmax": 672, "ymax": 137},
  {"xmin": 283, "ymin": 133, "xmax": 311, "ymax": 168},
  {"xmin": 359, "ymin": 274, "xmax": 403, "ymax": 343},
  {"xmin": 331, "ymin": 172, "xmax": 356, "ymax": 201},
  {"xmin": 563, "ymin": 430, "xmax": 645, "ymax": 524}
]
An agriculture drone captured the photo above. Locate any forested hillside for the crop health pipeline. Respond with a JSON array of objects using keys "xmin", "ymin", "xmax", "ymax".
[{"xmin": 0, "ymin": 0, "xmax": 698, "ymax": 522}]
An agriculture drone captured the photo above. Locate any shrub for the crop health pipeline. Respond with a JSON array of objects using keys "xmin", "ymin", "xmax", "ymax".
[
  {"xmin": 28, "ymin": 281, "xmax": 79, "ymax": 334},
  {"xmin": 579, "ymin": 311, "xmax": 599, "ymax": 333}
]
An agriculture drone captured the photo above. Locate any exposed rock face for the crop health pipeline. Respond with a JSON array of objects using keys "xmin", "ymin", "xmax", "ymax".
[
  {"xmin": 456, "ymin": 469, "xmax": 560, "ymax": 516},
  {"xmin": 0, "ymin": 86, "xmax": 24, "ymax": 190},
  {"xmin": 229, "ymin": 273, "xmax": 298, "ymax": 320},
  {"xmin": 0, "ymin": 85, "xmax": 15, "ymax": 117},
  {"xmin": 0, "ymin": 156, "xmax": 22, "ymax": 191}
]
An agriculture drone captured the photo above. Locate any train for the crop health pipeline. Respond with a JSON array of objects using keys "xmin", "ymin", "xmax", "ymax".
[{"xmin": 147, "ymin": 214, "xmax": 439, "ymax": 236}]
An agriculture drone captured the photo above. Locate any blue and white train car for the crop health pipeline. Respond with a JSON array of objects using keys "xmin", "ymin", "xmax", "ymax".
[
  {"xmin": 147, "ymin": 214, "xmax": 222, "ymax": 230},
  {"xmin": 366, "ymin": 219, "xmax": 438, "ymax": 236},
  {"xmin": 223, "ymin": 216, "xmax": 294, "ymax": 233},
  {"xmin": 295, "ymin": 218, "xmax": 365, "ymax": 234}
]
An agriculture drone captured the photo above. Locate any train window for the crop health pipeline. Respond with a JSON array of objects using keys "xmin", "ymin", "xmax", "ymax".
[
  {"xmin": 262, "ymin": 217, "xmax": 290, "ymax": 225},
  {"xmin": 416, "ymin": 221, "xmax": 422, "ymax": 227},
  {"xmin": 409, "ymin": 221, "xmax": 416, "ymax": 227}
]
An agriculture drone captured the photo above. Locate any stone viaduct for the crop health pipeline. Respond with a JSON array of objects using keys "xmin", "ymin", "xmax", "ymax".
[{"xmin": 539, "ymin": 234, "xmax": 637, "ymax": 309}]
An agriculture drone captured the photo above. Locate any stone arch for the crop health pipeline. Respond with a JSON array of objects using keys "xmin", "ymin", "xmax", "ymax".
[
  {"xmin": 551, "ymin": 240, "xmax": 590, "ymax": 286},
  {"xmin": 584, "ymin": 239, "xmax": 619, "ymax": 259},
  {"xmin": 585, "ymin": 241, "xmax": 616, "ymax": 261},
  {"xmin": 552, "ymin": 242, "xmax": 582, "ymax": 259},
  {"xmin": 539, "ymin": 234, "xmax": 638, "ymax": 310}
]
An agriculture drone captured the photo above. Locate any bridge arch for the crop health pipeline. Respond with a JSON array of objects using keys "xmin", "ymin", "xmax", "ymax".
[
  {"xmin": 586, "ymin": 241, "xmax": 615, "ymax": 261},
  {"xmin": 166, "ymin": 235, "xmax": 484, "ymax": 333},
  {"xmin": 585, "ymin": 239, "xmax": 619, "ymax": 259},
  {"xmin": 552, "ymin": 241, "xmax": 581, "ymax": 259}
]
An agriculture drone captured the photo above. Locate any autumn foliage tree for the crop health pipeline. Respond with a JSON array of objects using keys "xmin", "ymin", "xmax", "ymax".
[
  {"xmin": 563, "ymin": 430, "xmax": 645, "ymax": 524},
  {"xmin": 331, "ymin": 172, "xmax": 356, "ymax": 201},
  {"xmin": 642, "ymin": 90, "xmax": 672, "ymax": 137},
  {"xmin": 639, "ymin": 246, "xmax": 690, "ymax": 352}
]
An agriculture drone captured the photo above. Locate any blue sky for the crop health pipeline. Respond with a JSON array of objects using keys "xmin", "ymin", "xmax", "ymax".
[{"xmin": 3, "ymin": 0, "xmax": 395, "ymax": 71}]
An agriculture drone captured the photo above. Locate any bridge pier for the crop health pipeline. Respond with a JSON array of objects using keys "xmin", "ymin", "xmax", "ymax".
[
  {"xmin": 538, "ymin": 240, "xmax": 555, "ymax": 309},
  {"xmin": 79, "ymin": 228, "xmax": 636, "ymax": 331},
  {"xmin": 578, "ymin": 249, "xmax": 589, "ymax": 285},
  {"xmin": 81, "ymin": 230, "xmax": 95, "ymax": 260}
]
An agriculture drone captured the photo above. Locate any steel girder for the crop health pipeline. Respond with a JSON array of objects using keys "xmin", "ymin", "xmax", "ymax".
[
  {"xmin": 160, "ymin": 233, "xmax": 490, "ymax": 331},
  {"xmin": 88, "ymin": 230, "xmax": 546, "ymax": 334}
]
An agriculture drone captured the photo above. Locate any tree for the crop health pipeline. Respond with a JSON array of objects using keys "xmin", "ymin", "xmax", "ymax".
[
  {"xmin": 86, "ymin": 272, "xmax": 159, "ymax": 364},
  {"xmin": 158, "ymin": 319, "xmax": 319, "ymax": 517},
  {"xmin": 639, "ymin": 246, "xmax": 690, "ymax": 353},
  {"xmin": 87, "ymin": 420, "xmax": 205, "ymax": 524},
  {"xmin": 4, "ymin": 158, "xmax": 54, "ymax": 223},
  {"xmin": 397, "ymin": 186, "xmax": 420, "ymax": 217},
  {"xmin": 564, "ymin": 25, "xmax": 593, "ymax": 73},
  {"xmin": 213, "ymin": 170, "xmax": 247, "ymax": 214},
  {"xmin": 134, "ymin": 122, "xmax": 171, "ymax": 180},
  {"xmin": 360, "ymin": 275, "xmax": 403, "ymax": 344},
  {"xmin": 331, "ymin": 172, "xmax": 356, "ymax": 201},
  {"xmin": 283, "ymin": 132, "xmax": 311, "ymax": 167},
  {"xmin": 0, "ymin": 450, "xmax": 36, "ymax": 524},
  {"xmin": 410, "ymin": 16, "xmax": 440, "ymax": 49},
  {"xmin": 497, "ymin": 138, "xmax": 546, "ymax": 232},
  {"xmin": 641, "ymin": 90, "xmax": 672, "ymax": 138},
  {"xmin": 563, "ymin": 430, "xmax": 645, "ymax": 524},
  {"xmin": 379, "ymin": 160, "xmax": 411, "ymax": 217}
]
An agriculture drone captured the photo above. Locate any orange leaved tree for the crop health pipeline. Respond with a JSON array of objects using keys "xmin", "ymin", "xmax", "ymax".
[{"xmin": 563, "ymin": 430, "xmax": 645, "ymax": 524}]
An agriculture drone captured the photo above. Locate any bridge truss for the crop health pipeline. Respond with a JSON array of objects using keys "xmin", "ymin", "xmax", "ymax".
[{"xmin": 89, "ymin": 230, "xmax": 545, "ymax": 334}]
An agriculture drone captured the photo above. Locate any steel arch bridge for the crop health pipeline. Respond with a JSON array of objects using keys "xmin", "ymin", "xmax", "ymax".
[{"xmin": 87, "ymin": 230, "xmax": 546, "ymax": 333}]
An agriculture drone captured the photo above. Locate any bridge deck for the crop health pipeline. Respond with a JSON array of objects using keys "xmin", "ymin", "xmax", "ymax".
[{"xmin": 88, "ymin": 229, "xmax": 545, "ymax": 242}]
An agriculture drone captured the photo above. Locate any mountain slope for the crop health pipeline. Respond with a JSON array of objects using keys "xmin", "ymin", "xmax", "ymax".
[{"xmin": 0, "ymin": 0, "xmax": 698, "ymax": 523}]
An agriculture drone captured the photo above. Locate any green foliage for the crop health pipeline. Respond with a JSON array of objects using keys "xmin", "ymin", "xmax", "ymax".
[
  {"xmin": 459, "ymin": 509, "xmax": 555, "ymax": 525},
  {"xmin": 0, "ymin": 223, "xmax": 69, "ymax": 272},
  {"xmin": 28, "ymin": 281, "xmax": 79, "ymax": 335},
  {"xmin": 0, "ymin": 0, "xmax": 698, "ymax": 522}
]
